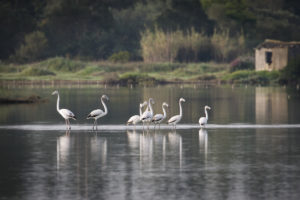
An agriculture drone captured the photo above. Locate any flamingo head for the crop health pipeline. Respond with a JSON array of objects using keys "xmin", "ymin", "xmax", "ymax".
[
  {"xmin": 205, "ymin": 106, "xmax": 211, "ymax": 110},
  {"xmin": 102, "ymin": 94, "xmax": 109, "ymax": 101},
  {"xmin": 163, "ymin": 102, "xmax": 169, "ymax": 107},
  {"xmin": 140, "ymin": 101, "xmax": 148, "ymax": 108},
  {"xmin": 179, "ymin": 98, "xmax": 186, "ymax": 103},
  {"xmin": 52, "ymin": 90, "xmax": 58, "ymax": 95}
]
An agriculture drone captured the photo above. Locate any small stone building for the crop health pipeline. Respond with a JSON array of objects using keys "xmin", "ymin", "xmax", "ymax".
[{"xmin": 255, "ymin": 39, "xmax": 300, "ymax": 71}]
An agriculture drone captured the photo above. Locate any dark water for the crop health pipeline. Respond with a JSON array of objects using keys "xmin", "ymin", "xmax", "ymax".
[{"xmin": 0, "ymin": 85, "xmax": 300, "ymax": 200}]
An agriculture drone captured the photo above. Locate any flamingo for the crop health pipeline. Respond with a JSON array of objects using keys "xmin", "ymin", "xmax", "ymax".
[
  {"xmin": 141, "ymin": 98, "xmax": 155, "ymax": 129},
  {"xmin": 52, "ymin": 90, "xmax": 76, "ymax": 130},
  {"xmin": 87, "ymin": 94, "xmax": 109, "ymax": 130},
  {"xmin": 152, "ymin": 102, "xmax": 168, "ymax": 129},
  {"xmin": 199, "ymin": 106, "xmax": 211, "ymax": 127},
  {"xmin": 127, "ymin": 101, "xmax": 147, "ymax": 128},
  {"xmin": 168, "ymin": 98, "xmax": 185, "ymax": 129}
]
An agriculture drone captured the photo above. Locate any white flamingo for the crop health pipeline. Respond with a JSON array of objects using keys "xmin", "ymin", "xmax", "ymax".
[
  {"xmin": 87, "ymin": 94, "xmax": 109, "ymax": 130},
  {"xmin": 199, "ymin": 106, "xmax": 211, "ymax": 127},
  {"xmin": 168, "ymin": 98, "xmax": 185, "ymax": 129},
  {"xmin": 152, "ymin": 102, "xmax": 168, "ymax": 129},
  {"xmin": 127, "ymin": 101, "xmax": 147, "ymax": 128},
  {"xmin": 52, "ymin": 90, "xmax": 76, "ymax": 130},
  {"xmin": 141, "ymin": 98, "xmax": 155, "ymax": 129}
]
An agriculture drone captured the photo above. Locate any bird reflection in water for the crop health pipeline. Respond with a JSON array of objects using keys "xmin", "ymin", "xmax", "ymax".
[
  {"xmin": 56, "ymin": 130, "xmax": 71, "ymax": 170},
  {"xmin": 199, "ymin": 128, "xmax": 208, "ymax": 158},
  {"xmin": 127, "ymin": 130, "xmax": 183, "ymax": 170}
]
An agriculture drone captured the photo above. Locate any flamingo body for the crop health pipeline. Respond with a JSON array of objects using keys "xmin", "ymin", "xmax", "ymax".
[
  {"xmin": 127, "ymin": 115, "xmax": 141, "ymax": 125},
  {"xmin": 59, "ymin": 108, "xmax": 76, "ymax": 120}
]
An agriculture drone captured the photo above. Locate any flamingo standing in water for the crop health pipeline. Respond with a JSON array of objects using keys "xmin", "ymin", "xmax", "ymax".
[
  {"xmin": 52, "ymin": 90, "xmax": 76, "ymax": 130},
  {"xmin": 152, "ymin": 102, "xmax": 169, "ymax": 129},
  {"xmin": 141, "ymin": 98, "xmax": 155, "ymax": 129},
  {"xmin": 127, "ymin": 101, "xmax": 147, "ymax": 128},
  {"xmin": 199, "ymin": 106, "xmax": 211, "ymax": 127},
  {"xmin": 168, "ymin": 98, "xmax": 185, "ymax": 129},
  {"xmin": 87, "ymin": 94, "xmax": 109, "ymax": 130}
]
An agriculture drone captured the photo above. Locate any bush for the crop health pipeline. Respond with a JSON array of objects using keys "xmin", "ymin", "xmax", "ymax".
[
  {"xmin": 40, "ymin": 57, "xmax": 85, "ymax": 72},
  {"xmin": 108, "ymin": 51, "xmax": 131, "ymax": 63},
  {"xmin": 140, "ymin": 28, "xmax": 245, "ymax": 63},
  {"xmin": 229, "ymin": 56, "xmax": 254, "ymax": 72},
  {"xmin": 119, "ymin": 72, "xmax": 158, "ymax": 85},
  {"xmin": 20, "ymin": 67, "xmax": 55, "ymax": 76},
  {"xmin": 280, "ymin": 56, "xmax": 300, "ymax": 84},
  {"xmin": 223, "ymin": 70, "xmax": 280, "ymax": 85}
]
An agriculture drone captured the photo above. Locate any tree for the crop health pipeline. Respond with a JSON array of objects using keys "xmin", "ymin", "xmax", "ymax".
[{"xmin": 14, "ymin": 31, "xmax": 48, "ymax": 62}]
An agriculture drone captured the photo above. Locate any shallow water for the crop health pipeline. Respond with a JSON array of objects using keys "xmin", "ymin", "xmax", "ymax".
[{"xmin": 0, "ymin": 85, "xmax": 300, "ymax": 200}]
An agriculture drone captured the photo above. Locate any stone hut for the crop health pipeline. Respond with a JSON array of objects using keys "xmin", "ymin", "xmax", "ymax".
[{"xmin": 255, "ymin": 39, "xmax": 300, "ymax": 71}]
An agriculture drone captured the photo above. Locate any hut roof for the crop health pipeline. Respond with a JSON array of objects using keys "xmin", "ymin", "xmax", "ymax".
[{"xmin": 256, "ymin": 39, "xmax": 300, "ymax": 49}]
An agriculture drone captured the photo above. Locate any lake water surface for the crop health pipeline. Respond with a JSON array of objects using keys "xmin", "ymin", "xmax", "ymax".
[{"xmin": 0, "ymin": 85, "xmax": 300, "ymax": 199}]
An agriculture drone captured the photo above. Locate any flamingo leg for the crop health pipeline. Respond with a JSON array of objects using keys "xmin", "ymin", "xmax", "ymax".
[
  {"xmin": 95, "ymin": 119, "xmax": 98, "ymax": 130},
  {"xmin": 65, "ymin": 119, "xmax": 68, "ymax": 129},
  {"xmin": 93, "ymin": 119, "xmax": 96, "ymax": 130},
  {"xmin": 67, "ymin": 119, "xmax": 71, "ymax": 130}
]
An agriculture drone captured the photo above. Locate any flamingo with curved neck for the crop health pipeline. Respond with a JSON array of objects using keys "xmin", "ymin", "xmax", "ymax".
[
  {"xmin": 87, "ymin": 94, "xmax": 109, "ymax": 130},
  {"xmin": 52, "ymin": 90, "xmax": 76, "ymax": 130},
  {"xmin": 168, "ymin": 98, "xmax": 185, "ymax": 129},
  {"xmin": 141, "ymin": 98, "xmax": 155, "ymax": 129},
  {"xmin": 152, "ymin": 102, "xmax": 169, "ymax": 129},
  {"xmin": 199, "ymin": 106, "xmax": 211, "ymax": 127}
]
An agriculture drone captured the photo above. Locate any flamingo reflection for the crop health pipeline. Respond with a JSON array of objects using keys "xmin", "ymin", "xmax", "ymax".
[{"xmin": 199, "ymin": 128, "xmax": 208, "ymax": 157}]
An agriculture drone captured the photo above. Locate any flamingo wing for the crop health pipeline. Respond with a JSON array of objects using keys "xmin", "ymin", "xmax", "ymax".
[
  {"xmin": 141, "ymin": 111, "xmax": 151, "ymax": 121},
  {"xmin": 152, "ymin": 114, "xmax": 163, "ymax": 122},
  {"xmin": 87, "ymin": 109, "xmax": 104, "ymax": 119},
  {"xmin": 168, "ymin": 115, "xmax": 180, "ymax": 124},
  {"xmin": 199, "ymin": 117, "xmax": 207, "ymax": 125},
  {"xmin": 127, "ymin": 115, "xmax": 141, "ymax": 124},
  {"xmin": 60, "ymin": 109, "xmax": 76, "ymax": 120}
]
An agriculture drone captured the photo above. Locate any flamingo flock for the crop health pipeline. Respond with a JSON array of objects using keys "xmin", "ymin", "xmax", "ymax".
[{"xmin": 52, "ymin": 90, "xmax": 211, "ymax": 130}]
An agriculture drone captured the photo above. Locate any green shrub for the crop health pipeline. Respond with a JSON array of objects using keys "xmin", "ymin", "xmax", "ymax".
[
  {"xmin": 280, "ymin": 56, "xmax": 300, "ymax": 84},
  {"xmin": 40, "ymin": 57, "xmax": 85, "ymax": 72},
  {"xmin": 223, "ymin": 70, "xmax": 280, "ymax": 85},
  {"xmin": 108, "ymin": 51, "xmax": 131, "ymax": 63},
  {"xmin": 140, "ymin": 28, "xmax": 245, "ymax": 63},
  {"xmin": 20, "ymin": 67, "xmax": 55, "ymax": 76},
  {"xmin": 119, "ymin": 72, "xmax": 158, "ymax": 85}
]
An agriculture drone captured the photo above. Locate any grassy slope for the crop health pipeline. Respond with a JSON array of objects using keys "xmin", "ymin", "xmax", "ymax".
[{"xmin": 0, "ymin": 57, "xmax": 285, "ymax": 85}]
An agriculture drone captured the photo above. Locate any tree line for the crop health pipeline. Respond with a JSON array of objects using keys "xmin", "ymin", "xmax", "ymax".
[{"xmin": 0, "ymin": 0, "xmax": 299, "ymax": 63}]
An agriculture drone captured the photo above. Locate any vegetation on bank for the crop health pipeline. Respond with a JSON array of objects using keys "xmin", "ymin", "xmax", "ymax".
[
  {"xmin": 1, "ymin": 57, "xmax": 299, "ymax": 86},
  {"xmin": 1, "ymin": 0, "xmax": 300, "ymax": 63}
]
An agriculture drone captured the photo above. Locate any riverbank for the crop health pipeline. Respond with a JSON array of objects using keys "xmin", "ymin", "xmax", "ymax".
[{"xmin": 0, "ymin": 57, "xmax": 297, "ymax": 86}]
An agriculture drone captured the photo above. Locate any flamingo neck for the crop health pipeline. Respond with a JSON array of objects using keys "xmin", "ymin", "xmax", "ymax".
[
  {"xmin": 148, "ymin": 100, "xmax": 153, "ymax": 115},
  {"xmin": 101, "ymin": 98, "xmax": 108, "ymax": 115},
  {"xmin": 162, "ymin": 105, "xmax": 167, "ymax": 118},
  {"xmin": 139, "ymin": 105, "xmax": 143, "ymax": 116},
  {"xmin": 56, "ymin": 93, "xmax": 60, "ymax": 112},
  {"xmin": 205, "ymin": 108, "xmax": 208, "ymax": 120},
  {"xmin": 179, "ymin": 101, "xmax": 183, "ymax": 117}
]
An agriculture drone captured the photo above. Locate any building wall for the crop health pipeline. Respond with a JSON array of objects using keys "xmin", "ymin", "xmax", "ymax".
[{"xmin": 255, "ymin": 47, "xmax": 288, "ymax": 71}]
